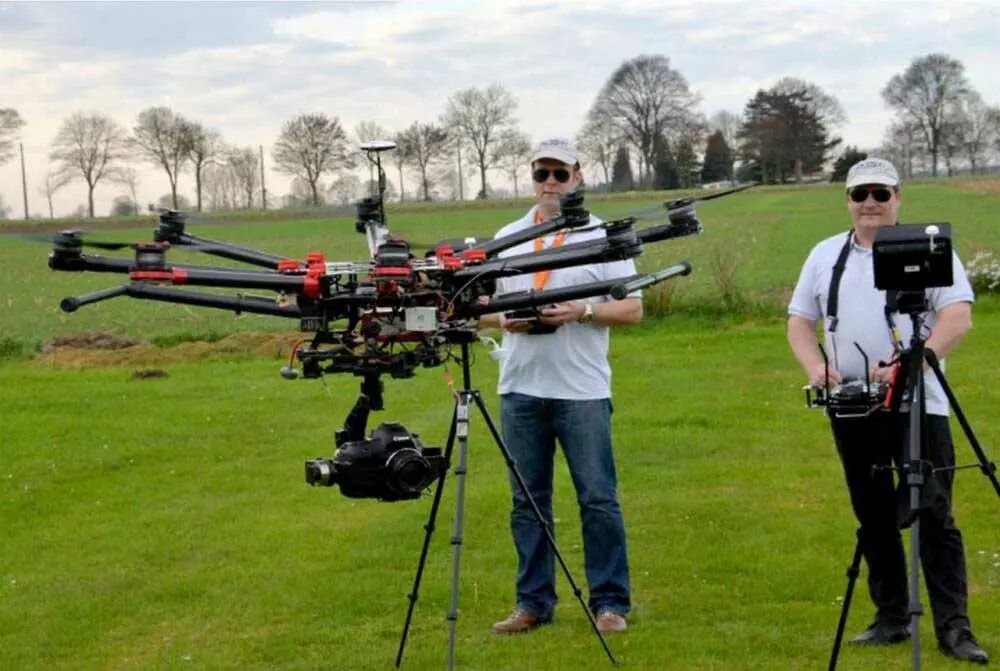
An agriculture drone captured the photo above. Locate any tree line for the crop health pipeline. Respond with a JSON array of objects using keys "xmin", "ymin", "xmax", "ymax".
[{"xmin": 2, "ymin": 52, "xmax": 999, "ymax": 219}]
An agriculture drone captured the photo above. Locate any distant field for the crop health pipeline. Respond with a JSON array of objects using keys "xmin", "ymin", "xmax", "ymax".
[
  {"xmin": 1, "ymin": 178, "xmax": 998, "ymax": 670},
  {"xmin": 2, "ymin": 178, "xmax": 1000, "ymax": 351}
]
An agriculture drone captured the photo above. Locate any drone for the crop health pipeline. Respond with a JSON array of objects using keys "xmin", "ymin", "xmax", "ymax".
[{"xmin": 48, "ymin": 140, "xmax": 749, "ymax": 500}]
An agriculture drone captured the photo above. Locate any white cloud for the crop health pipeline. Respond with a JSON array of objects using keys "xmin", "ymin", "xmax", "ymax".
[{"xmin": 1, "ymin": 1, "xmax": 999, "ymax": 217}]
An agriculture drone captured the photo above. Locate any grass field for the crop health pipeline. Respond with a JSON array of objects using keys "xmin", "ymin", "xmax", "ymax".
[{"xmin": 1, "ymin": 180, "xmax": 998, "ymax": 670}]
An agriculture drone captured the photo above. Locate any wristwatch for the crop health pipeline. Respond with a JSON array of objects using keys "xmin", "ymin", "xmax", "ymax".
[{"xmin": 579, "ymin": 302, "xmax": 595, "ymax": 324}]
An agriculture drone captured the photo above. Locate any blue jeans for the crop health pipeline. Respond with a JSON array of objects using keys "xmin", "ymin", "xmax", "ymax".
[{"xmin": 499, "ymin": 392, "xmax": 631, "ymax": 619}]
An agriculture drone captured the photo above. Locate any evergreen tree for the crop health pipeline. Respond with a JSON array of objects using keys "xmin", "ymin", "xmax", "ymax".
[
  {"xmin": 831, "ymin": 146, "xmax": 868, "ymax": 182},
  {"xmin": 674, "ymin": 139, "xmax": 698, "ymax": 188},
  {"xmin": 738, "ymin": 85, "xmax": 841, "ymax": 184},
  {"xmin": 701, "ymin": 130, "xmax": 733, "ymax": 183},
  {"xmin": 610, "ymin": 146, "xmax": 634, "ymax": 191},
  {"xmin": 652, "ymin": 135, "xmax": 679, "ymax": 190}
]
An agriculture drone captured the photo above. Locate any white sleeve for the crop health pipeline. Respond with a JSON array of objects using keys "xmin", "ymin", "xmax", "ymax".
[
  {"xmin": 788, "ymin": 245, "xmax": 823, "ymax": 321},
  {"xmin": 928, "ymin": 250, "xmax": 975, "ymax": 309},
  {"xmin": 601, "ymin": 258, "xmax": 641, "ymax": 299}
]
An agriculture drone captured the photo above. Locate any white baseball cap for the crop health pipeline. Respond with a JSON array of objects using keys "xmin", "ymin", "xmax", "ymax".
[
  {"xmin": 530, "ymin": 138, "xmax": 580, "ymax": 167},
  {"xmin": 845, "ymin": 158, "xmax": 900, "ymax": 189}
]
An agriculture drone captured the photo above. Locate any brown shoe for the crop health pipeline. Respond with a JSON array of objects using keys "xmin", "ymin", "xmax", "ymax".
[
  {"xmin": 492, "ymin": 608, "xmax": 546, "ymax": 635},
  {"xmin": 595, "ymin": 610, "xmax": 627, "ymax": 633}
]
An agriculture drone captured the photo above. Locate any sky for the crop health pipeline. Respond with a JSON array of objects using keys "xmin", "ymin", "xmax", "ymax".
[{"xmin": 1, "ymin": 0, "xmax": 999, "ymax": 218}]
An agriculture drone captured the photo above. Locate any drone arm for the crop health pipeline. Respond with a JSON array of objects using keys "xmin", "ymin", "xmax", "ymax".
[
  {"xmin": 636, "ymin": 219, "xmax": 702, "ymax": 243},
  {"xmin": 58, "ymin": 280, "xmax": 306, "ymax": 318},
  {"xmin": 473, "ymin": 212, "xmax": 592, "ymax": 257},
  {"xmin": 132, "ymin": 266, "xmax": 309, "ymax": 293},
  {"xmin": 59, "ymin": 286, "xmax": 129, "ymax": 312},
  {"xmin": 609, "ymin": 262, "xmax": 692, "ymax": 299},
  {"xmin": 168, "ymin": 233, "xmax": 294, "ymax": 270},
  {"xmin": 49, "ymin": 251, "xmax": 133, "ymax": 273},
  {"xmin": 468, "ymin": 259, "xmax": 693, "ymax": 317},
  {"xmin": 452, "ymin": 232, "xmax": 641, "ymax": 282}
]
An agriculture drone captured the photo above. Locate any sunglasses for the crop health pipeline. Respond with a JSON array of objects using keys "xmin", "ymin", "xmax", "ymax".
[
  {"xmin": 848, "ymin": 185, "xmax": 894, "ymax": 203},
  {"xmin": 532, "ymin": 167, "xmax": 571, "ymax": 184}
]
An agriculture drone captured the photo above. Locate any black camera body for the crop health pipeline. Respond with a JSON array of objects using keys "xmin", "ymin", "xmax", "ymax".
[
  {"xmin": 874, "ymin": 223, "xmax": 953, "ymax": 290},
  {"xmin": 305, "ymin": 422, "xmax": 446, "ymax": 502}
]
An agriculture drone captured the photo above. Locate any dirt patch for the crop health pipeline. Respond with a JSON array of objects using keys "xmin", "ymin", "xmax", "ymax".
[
  {"xmin": 132, "ymin": 369, "xmax": 169, "ymax": 380},
  {"xmin": 35, "ymin": 331, "xmax": 307, "ymax": 370},
  {"xmin": 41, "ymin": 331, "xmax": 145, "ymax": 352},
  {"xmin": 951, "ymin": 178, "xmax": 1000, "ymax": 194}
]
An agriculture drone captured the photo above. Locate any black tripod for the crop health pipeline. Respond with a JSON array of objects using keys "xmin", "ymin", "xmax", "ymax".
[
  {"xmin": 828, "ymin": 297, "xmax": 1000, "ymax": 671},
  {"xmin": 394, "ymin": 342, "xmax": 617, "ymax": 670}
]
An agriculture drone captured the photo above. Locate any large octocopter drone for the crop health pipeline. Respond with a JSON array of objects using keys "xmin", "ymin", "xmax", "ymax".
[{"xmin": 48, "ymin": 141, "xmax": 748, "ymax": 501}]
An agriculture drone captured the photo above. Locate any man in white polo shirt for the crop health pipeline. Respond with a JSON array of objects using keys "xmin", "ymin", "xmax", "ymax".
[
  {"xmin": 480, "ymin": 138, "xmax": 641, "ymax": 635},
  {"xmin": 787, "ymin": 158, "xmax": 987, "ymax": 664}
]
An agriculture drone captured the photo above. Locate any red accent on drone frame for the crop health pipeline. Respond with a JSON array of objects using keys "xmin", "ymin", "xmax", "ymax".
[
  {"xmin": 301, "ymin": 252, "xmax": 327, "ymax": 300},
  {"xmin": 461, "ymin": 249, "xmax": 487, "ymax": 263},
  {"xmin": 130, "ymin": 269, "xmax": 188, "ymax": 284},
  {"xmin": 374, "ymin": 267, "xmax": 413, "ymax": 277},
  {"xmin": 278, "ymin": 259, "xmax": 301, "ymax": 272},
  {"xmin": 435, "ymin": 245, "xmax": 454, "ymax": 258}
]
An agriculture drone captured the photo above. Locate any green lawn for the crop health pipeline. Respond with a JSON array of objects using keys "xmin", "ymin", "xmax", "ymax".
[{"xmin": 1, "ymin": 180, "xmax": 998, "ymax": 670}]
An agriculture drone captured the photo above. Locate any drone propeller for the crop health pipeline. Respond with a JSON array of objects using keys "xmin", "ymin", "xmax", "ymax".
[
  {"xmin": 604, "ymin": 183, "xmax": 757, "ymax": 222},
  {"xmin": 664, "ymin": 182, "xmax": 756, "ymax": 210}
]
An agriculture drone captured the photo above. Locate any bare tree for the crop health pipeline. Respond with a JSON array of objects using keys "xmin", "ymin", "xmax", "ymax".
[
  {"xmin": 877, "ymin": 119, "xmax": 925, "ymax": 179},
  {"xmin": 228, "ymin": 146, "xmax": 260, "ymax": 209},
  {"xmin": 202, "ymin": 160, "xmax": 241, "ymax": 211},
  {"xmin": 396, "ymin": 122, "xmax": 450, "ymax": 201},
  {"xmin": 186, "ymin": 122, "xmax": 222, "ymax": 212},
  {"xmin": 37, "ymin": 171, "xmax": 71, "ymax": 219},
  {"xmin": 132, "ymin": 106, "xmax": 194, "ymax": 209},
  {"xmin": 492, "ymin": 129, "xmax": 532, "ymax": 198},
  {"xmin": 0, "ymin": 108, "xmax": 26, "ymax": 164},
  {"xmin": 110, "ymin": 195, "xmax": 138, "ymax": 216},
  {"xmin": 591, "ymin": 55, "xmax": 703, "ymax": 186},
  {"xmin": 444, "ymin": 84, "xmax": 518, "ymax": 198},
  {"xmin": 283, "ymin": 177, "xmax": 318, "ymax": 208},
  {"xmin": 327, "ymin": 174, "xmax": 362, "ymax": 205},
  {"xmin": 389, "ymin": 134, "xmax": 409, "ymax": 202},
  {"xmin": 110, "ymin": 167, "xmax": 141, "ymax": 216},
  {"xmin": 355, "ymin": 120, "xmax": 388, "ymax": 184},
  {"xmin": 576, "ymin": 107, "xmax": 619, "ymax": 188},
  {"xmin": 882, "ymin": 53, "xmax": 970, "ymax": 177},
  {"xmin": 947, "ymin": 92, "xmax": 1000, "ymax": 174},
  {"xmin": 272, "ymin": 113, "xmax": 352, "ymax": 206},
  {"xmin": 49, "ymin": 112, "xmax": 130, "ymax": 217}
]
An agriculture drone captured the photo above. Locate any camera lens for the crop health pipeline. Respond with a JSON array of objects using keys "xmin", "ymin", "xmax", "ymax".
[
  {"xmin": 385, "ymin": 448, "xmax": 434, "ymax": 494},
  {"xmin": 304, "ymin": 459, "xmax": 337, "ymax": 486}
]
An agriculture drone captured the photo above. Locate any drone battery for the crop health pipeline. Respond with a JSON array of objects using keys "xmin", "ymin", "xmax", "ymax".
[{"xmin": 405, "ymin": 307, "xmax": 438, "ymax": 332}]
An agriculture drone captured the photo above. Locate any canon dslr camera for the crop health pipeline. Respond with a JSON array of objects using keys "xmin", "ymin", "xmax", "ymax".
[{"xmin": 305, "ymin": 422, "xmax": 446, "ymax": 502}]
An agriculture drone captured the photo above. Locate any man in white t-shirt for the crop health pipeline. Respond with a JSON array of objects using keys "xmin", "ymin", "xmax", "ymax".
[
  {"xmin": 787, "ymin": 158, "xmax": 987, "ymax": 664},
  {"xmin": 480, "ymin": 138, "xmax": 641, "ymax": 636}
]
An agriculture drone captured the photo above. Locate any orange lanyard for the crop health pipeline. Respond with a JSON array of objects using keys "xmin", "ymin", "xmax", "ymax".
[{"xmin": 533, "ymin": 229, "xmax": 568, "ymax": 290}]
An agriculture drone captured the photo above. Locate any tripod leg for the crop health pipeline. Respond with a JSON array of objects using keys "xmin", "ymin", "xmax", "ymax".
[
  {"xmin": 471, "ymin": 391, "xmax": 618, "ymax": 667},
  {"xmin": 395, "ymin": 404, "xmax": 459, "ymax": 670},
  {"xmin": 828, "ymin": 532, "xmax": 863, "ymax": 671},
  {"xmin": 445, "ymin": 392, "xmax": 473, "ymax": 671},
  {"xmin": 906, "ymin": 361, "xmax": 926, "ymax": 671},
  {"xmin": 926, "ymin": 356, "xmax": 1000, "ymax": 498}
]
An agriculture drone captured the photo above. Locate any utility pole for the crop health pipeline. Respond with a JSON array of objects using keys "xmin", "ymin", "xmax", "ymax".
[
  {"xmin": 456, "ymin": 142, "xmax": 464, "ymax": 201},
  {"xmin": 20, "ymin": 142, "xmax": 29, "ymax": 219},
  {"xmin": 259, "ymin": 144, "xmax": 267, "ymax": 210}
]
